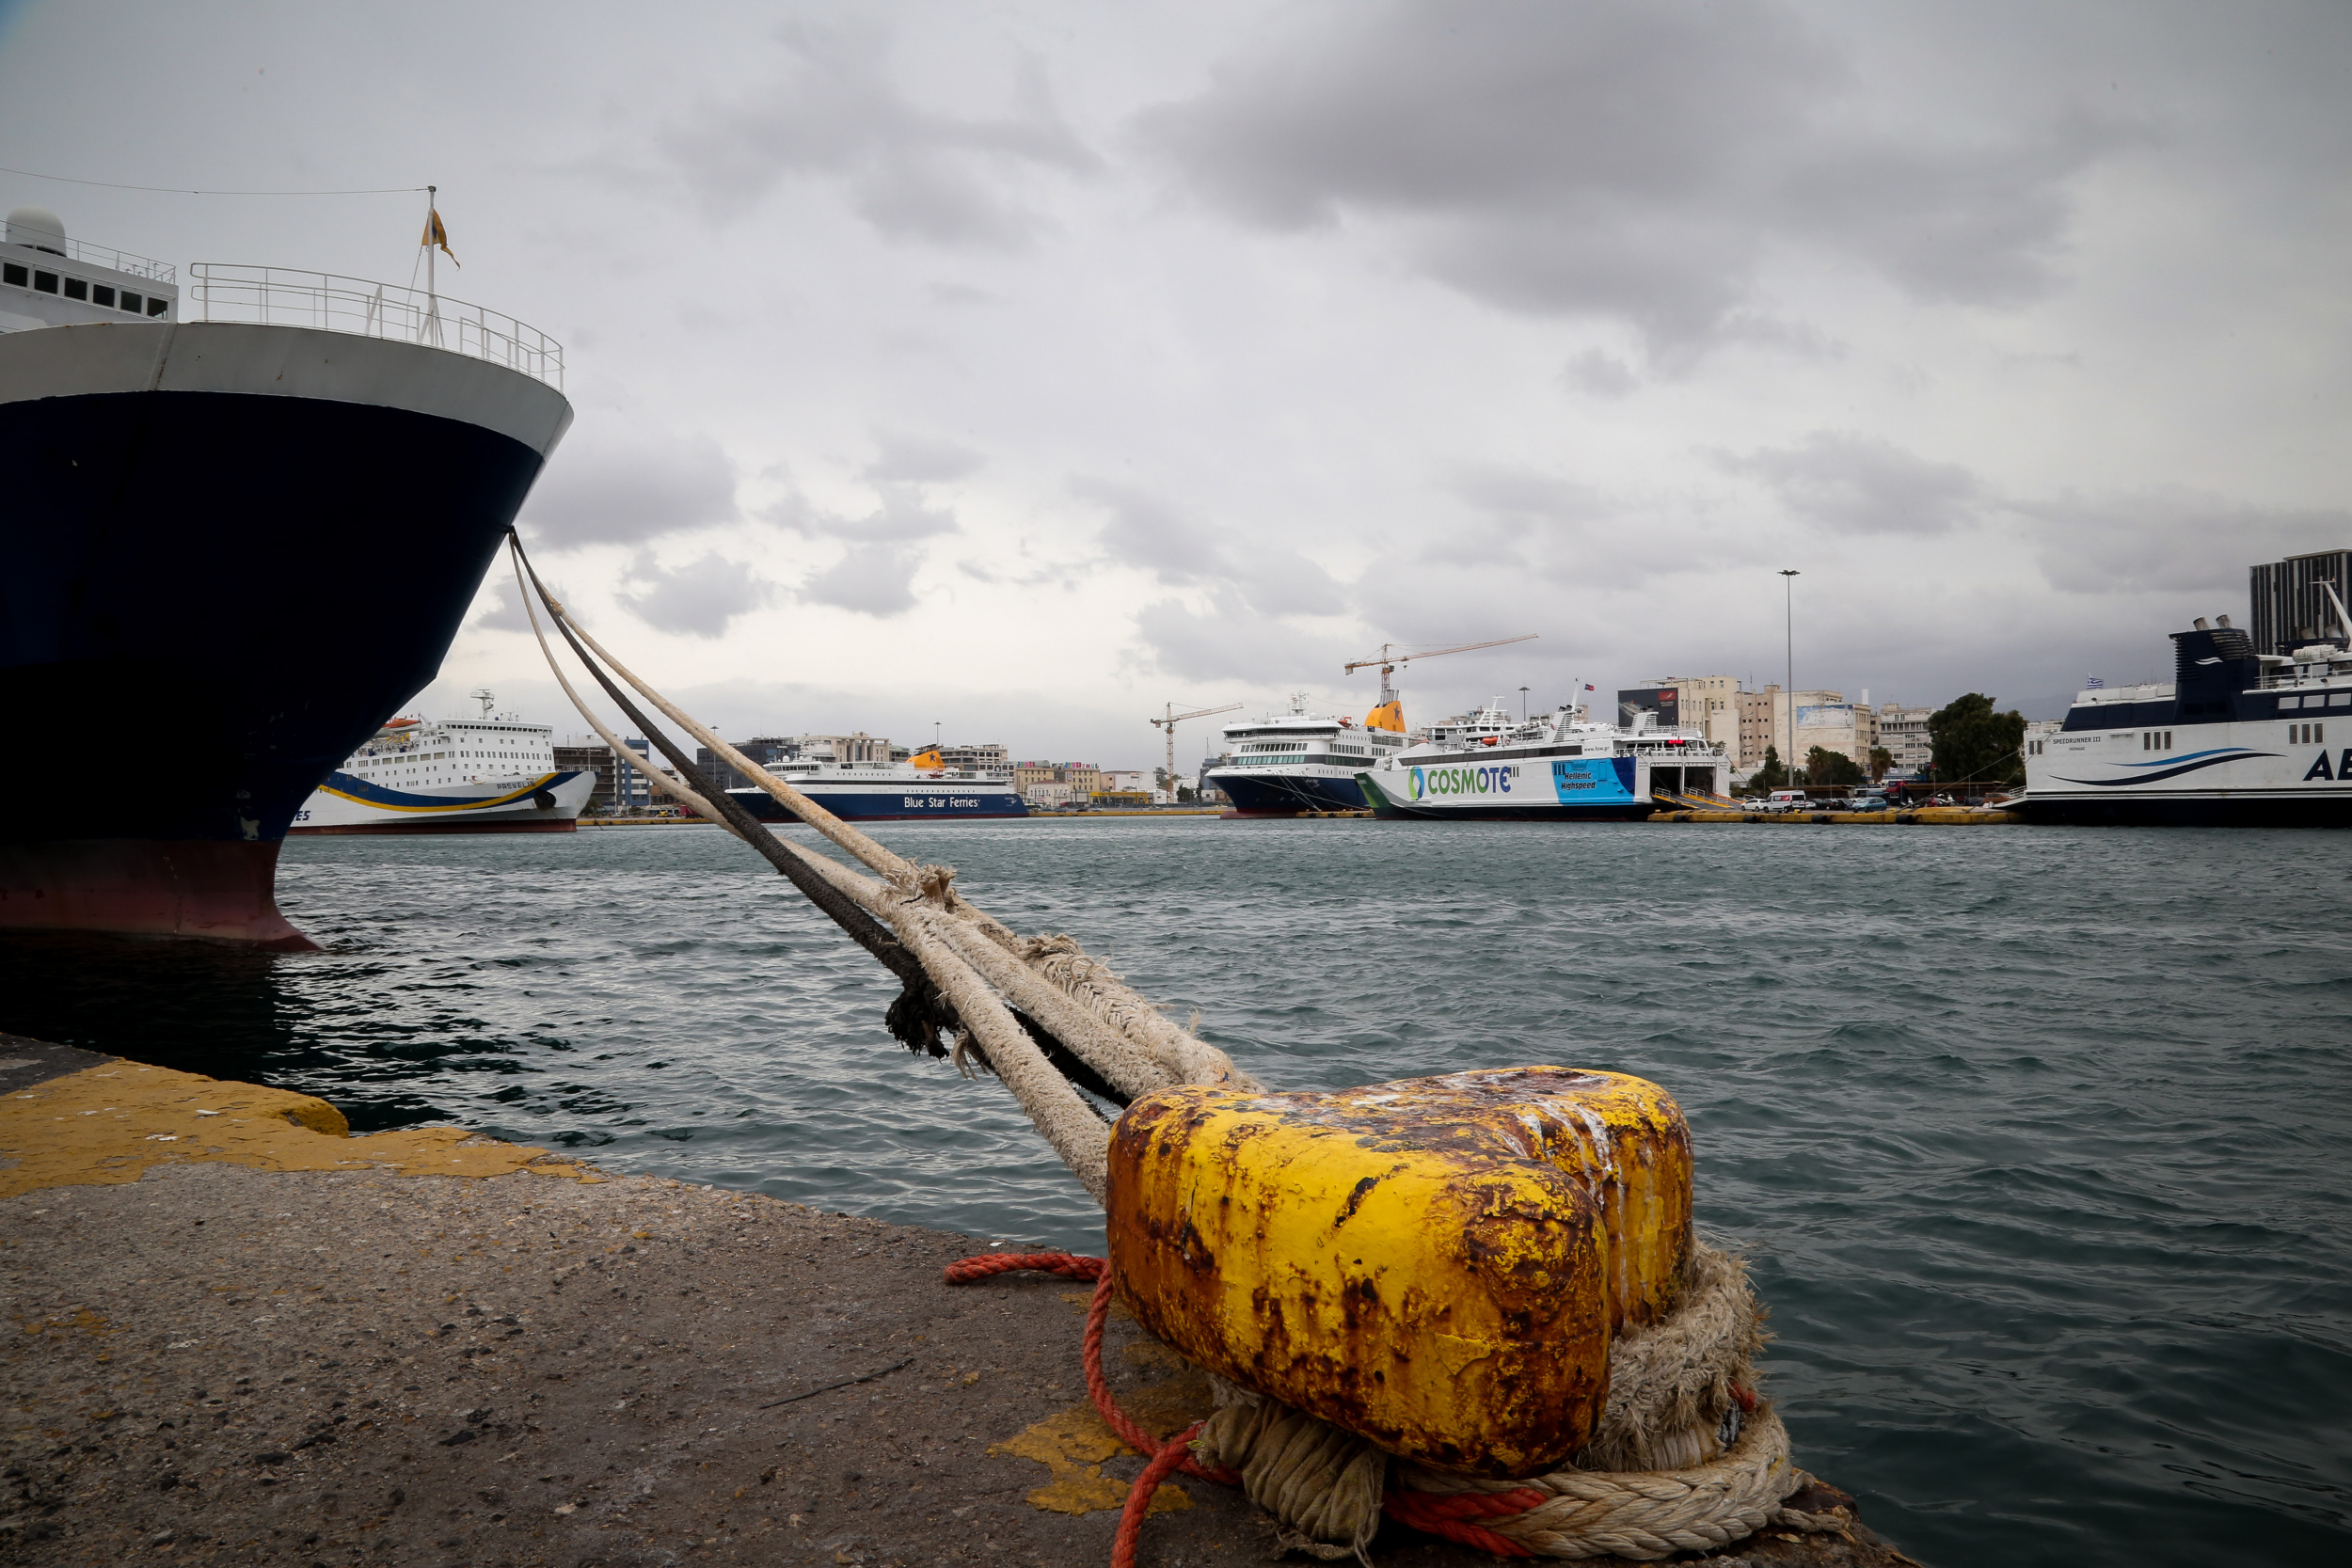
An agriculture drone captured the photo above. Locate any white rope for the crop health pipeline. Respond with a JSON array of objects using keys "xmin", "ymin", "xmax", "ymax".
[
  {"xmin": 511, "ymin": 560, "xmax": 920, "ymax": 891},
  {"xmin": 512, "ymin": 540, "xmax": 1109, "ymax": 1197},
  {"xmin": 1396, "ymin": 1406, "xmax": 1804, "ymax": 1560},
  {"xmin": 512, "ymin": 546, "xmax": 739, "ymax": 834}
]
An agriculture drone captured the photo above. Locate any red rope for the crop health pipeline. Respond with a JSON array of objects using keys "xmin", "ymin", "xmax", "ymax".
[
  {"xmin": 1111, "ymin": 1417, "xmax": 1209, "ymax": 1567},
  {"xmin": 1382, "ymin": 1485, "xmax": 1547, "ymax": 1556},
  {"xmin": 946, "ymin": 1253, "xmax": 1239, "ymax": 1566},
  {"xmin": 942, "ymin": 1250, "xmax": 1105, "ymax": 1285},
  {"xmin": 944, "ymin": 1250, "xmax": 1610, "ymax": 1563}
]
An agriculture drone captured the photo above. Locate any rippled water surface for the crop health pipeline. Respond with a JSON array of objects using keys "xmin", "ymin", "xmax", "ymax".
[{"xmin": 5, "ymin": 817, "xmax": 2348, "ymax": 1566}]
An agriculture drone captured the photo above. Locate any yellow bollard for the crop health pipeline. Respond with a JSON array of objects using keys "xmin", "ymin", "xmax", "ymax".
[{"xmin": 1106, "ymin": 1067, "xmax": 1692, "ymax": 1476}]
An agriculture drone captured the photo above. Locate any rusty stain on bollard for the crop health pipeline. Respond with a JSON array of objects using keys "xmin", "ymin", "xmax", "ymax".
[{"xmin": 1106, "ymin": 1067, "xmax": 1692, "ymax": 1478}]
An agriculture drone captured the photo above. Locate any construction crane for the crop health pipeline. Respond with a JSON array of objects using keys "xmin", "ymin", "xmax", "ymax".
[
  {"xmin": 1343, "ymin": 634, "xmax": 1539, "ymax": 729},
  {"xmin": 1149, "ymin": 701, "xmax": 1242, "ymax": 800}
]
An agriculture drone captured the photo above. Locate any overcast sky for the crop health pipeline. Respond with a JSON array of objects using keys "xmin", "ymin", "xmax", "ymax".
[{"xmin": 6, "ymin": 1, "xmax": 2346, "ymax": 762}]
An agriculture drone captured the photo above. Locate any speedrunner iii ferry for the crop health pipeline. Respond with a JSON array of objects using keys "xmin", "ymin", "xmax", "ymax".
[
  {"xmin": 289, "ymin": 690, "xmax": 593, "ymax": 834},
  {"xmin": 1357, "ymin": 696, "xmax": 1725, "ymax": 820},
  {"xmin": 2023, "ymin": 600, "xmax": 2352, "ymax": 826},
  {"xmin": 1, "ymin": 200, "xmax": 571, "ymax": 945},
  {"xmin": 1203, "ymin": 692, "xmax": 1411, "ymax": 816}
]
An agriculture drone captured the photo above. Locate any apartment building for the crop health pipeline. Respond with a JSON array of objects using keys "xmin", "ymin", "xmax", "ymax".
[{"xmin": 1875, "ymin": 705, "xmax": 1936, "ymax": 779}]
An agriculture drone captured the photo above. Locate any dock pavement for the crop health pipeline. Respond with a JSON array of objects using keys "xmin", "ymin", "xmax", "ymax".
[{"xmin": 0, "ymin": 1032, "xmax": 1916, "ymax": 1567}]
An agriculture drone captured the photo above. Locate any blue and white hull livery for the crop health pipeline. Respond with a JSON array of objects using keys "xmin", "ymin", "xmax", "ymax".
[
  {"xmin": 1358, "ymin": 701, "xmax": 1724, "ymax": 821},
  {"xmin": 1204, "ymin": 702, "xmax": 1410, "ymax": 816},
  {"xmin": 291, "ymin": 700, "xmax": 592, "ymax": 834},
  {"xmin": 296, "ymin": 769, "xmax": 594, "ymax": 833},
  {"xmin": 2024, "ymin": 611, "xmax": 2352, "ymax": 827},
  {"xmin": 725, "ymin": 752, "xmax": 1026, "ymax": 823}
]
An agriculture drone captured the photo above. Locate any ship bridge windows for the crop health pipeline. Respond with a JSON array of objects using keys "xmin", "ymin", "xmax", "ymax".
[
  {"xmin": 33, "ymin": 270, "xmax": 57, "ymax": 293},
  {"xmin": 62, "ymin": 277, "xmax": 86, "ymax": 301}
]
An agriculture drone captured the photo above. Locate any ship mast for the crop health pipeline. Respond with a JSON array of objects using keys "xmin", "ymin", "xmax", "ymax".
[{"xmin": 420, "ymin": 185, "xmax": 444, "ymax": 347}]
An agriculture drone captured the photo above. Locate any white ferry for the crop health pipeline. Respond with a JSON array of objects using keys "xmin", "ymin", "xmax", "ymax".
[
  {"xmin": 1356, "ymin": 697, "xmax": 1726, "ymax": 820},
  {"xmin": 2023, "ymin": 603, "xmax": 2352, "ymax": 826},
  {"xmin": 289, "ymin": 691, "xmax": 593, "ymax": 834},
  {"xmin": 1202, "ymin": 693, "xmax": 1412, "ymax": 816},
  {"xmin": 724, "ymin": 744, "xmax": 1027, "ymax": 822}
]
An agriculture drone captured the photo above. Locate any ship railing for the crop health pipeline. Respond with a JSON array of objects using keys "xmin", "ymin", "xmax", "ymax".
[
  {"xmin": 185, "ymin": 264, "xmax": 564, "ymax": 389},
  {"xmin": 22, "ymin": 234, "xmax": 176, "ymax": 283}
]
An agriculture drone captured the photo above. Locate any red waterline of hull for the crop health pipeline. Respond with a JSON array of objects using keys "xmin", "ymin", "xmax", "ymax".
[
  {"xmin": 0, "ymin": 840, "xmax": 317, "ymax": 950},
  {"xmin": 286, "ymin": 818, "xmax": 579, "ymax": 836}
]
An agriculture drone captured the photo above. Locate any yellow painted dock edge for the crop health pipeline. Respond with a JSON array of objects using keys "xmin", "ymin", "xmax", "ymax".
[
  {"xmin": 0, "ymin": 1062, "xmax": 602, "ymax": 1200},
  {"xmin": 1107, "ymin": 1067, "xmax": 1692, "ymax": 1477}
]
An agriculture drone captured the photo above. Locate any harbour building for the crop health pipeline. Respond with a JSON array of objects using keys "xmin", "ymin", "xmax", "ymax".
[
  {"xmin": 1618, "ymin": 676, "xmax": 1741, "ymax": 757},
  {"xmin": 1015, "ymin": 761, "xmax": 1105, "ymax": 803},
  {"xmin": 2250, "ymin": 550, "xmax": 2352, "ymax": 655},
  {"xmin": 1874, "ymin": 705, "xmax": 1936, "ymax": 779}
]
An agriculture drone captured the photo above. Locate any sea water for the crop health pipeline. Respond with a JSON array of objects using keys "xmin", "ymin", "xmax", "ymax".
[{"xmin": 3, "ymin": 817, "xmax": 2346, "ymax": 1566}]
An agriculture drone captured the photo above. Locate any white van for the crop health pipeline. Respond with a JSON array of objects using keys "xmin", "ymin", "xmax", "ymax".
[{"xmin": 1765, "ymin": 790, "xmax": 1810, "ymax": 813}]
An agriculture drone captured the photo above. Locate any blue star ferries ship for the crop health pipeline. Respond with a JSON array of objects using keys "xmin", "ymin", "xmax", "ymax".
[{"xmin": 0, "ymin": 202, "xmax": 572, "ymax": 944}]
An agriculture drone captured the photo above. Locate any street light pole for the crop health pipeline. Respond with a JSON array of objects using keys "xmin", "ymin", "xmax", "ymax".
[
  {"xmin": 1780, "ymin": 569, "xmax": 1800, "ymax": 789},
  {"xmin": 1519, "ymin": 685, "xmax": 1530, "ymax": 722}
]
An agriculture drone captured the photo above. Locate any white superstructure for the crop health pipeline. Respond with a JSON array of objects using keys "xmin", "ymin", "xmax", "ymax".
[
  {"xmin": 1202, "ymin": 696, "xmax": 1412, "ymax": 814},
  {"xmin": 290, "ymin": 690, "xmax": 593, "ymax": 833}
]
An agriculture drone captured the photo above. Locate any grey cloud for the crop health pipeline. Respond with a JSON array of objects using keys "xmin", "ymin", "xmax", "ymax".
[
  {"xmin": 520, "ymin": 427, "xmax": 739, "ymax": 547},
  {"xmin": 649, "ymin": 24, "xmax": 1098, "ymax": 247},
  {"xmin": 1139, "ymin": 1, "xmax": 2113, "ymax": 355},
  {"xmin": 1073, "ymin": 476, "xmax": 1344, "ymax": 617},
  {"xmin": 2021, "ymin": 486, "xmax": 2352, "ymax": 595},
  {"xmin": 1443, "ymin": 466, "xmax": 1613, "ymax": 523},
  {"xmin": 771, "ymin": 485, "xmax": 960, "ymax": 545},
  {"xmin": 1072, "ymin": 476, "xmax": 1224, "ymax": 582},
  {"xmin": 617, "ymin": 552, "xmax": 771, "ymax": 637},
  {"xmin": 867, "ymin": 430, "xmax": 985, "ymax": 484},
  {"xmin": 1133, "ymin": 590, "xmax": 1353, "ymax": 684},
  {"xmin": 1564, "ymin": 350, "xmax": 1641, "ymax": 398},
  {"xmin": 469, "ymin": 579, "xmax": 569, "ymax": 635},
  {"xmin": 802, "ymin": 542, "xmax": 924, "ymax": 617},
  {"xmin": 1722, "ymin": 432, "xmax": 1987, "ymax": 535}
]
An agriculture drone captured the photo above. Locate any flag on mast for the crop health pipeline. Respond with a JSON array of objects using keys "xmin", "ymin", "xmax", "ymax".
[{"xmin": 421, "ymin": 207, "xmax": 459, "ymax": 266}]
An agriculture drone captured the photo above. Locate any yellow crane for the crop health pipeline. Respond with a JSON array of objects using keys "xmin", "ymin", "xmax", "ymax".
[
  {"xmin": 1343, "ymin": 634, "xmax": 1539, "ymax": 730},
  {"xmin": 1149, "ymin": 701, "xmax": 1243, "ymax": 800}
]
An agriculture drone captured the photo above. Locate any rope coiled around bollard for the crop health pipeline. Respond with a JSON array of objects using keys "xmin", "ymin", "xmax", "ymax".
[{"xmin": 945, "ymin": 1249, "xmax": 1827, "ymax": 1566}]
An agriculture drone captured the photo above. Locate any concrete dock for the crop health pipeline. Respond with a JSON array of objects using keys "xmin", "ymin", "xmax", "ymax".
[{"xmin": 0, "ymin": 1034, "xmax": 1918, "ymax": 1567}]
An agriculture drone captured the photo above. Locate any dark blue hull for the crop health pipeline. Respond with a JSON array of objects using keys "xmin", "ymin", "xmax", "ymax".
[
  {"xmin": 1209, "ymin": 770, "xmax": 1367, "ymax": 816},
  {"xmin": 2, "ymin": 331, "xmax": 564, "ymax": 944},
  {"xmin": 725, "ymin": 785, "xmax": 1029, "ymax": 822},
  {"xmin": 3, "ymin": 389, "xmax": 546, "ymax": 846},
  {"xmin": 2019, "ymin": 795, "xmax": 2352, "ymax": 827}
]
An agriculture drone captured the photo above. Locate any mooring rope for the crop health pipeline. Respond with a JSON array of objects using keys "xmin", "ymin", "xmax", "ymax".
[
  {"xmin": 510, "ymin": 535, "xmax": 1253, "ymax": 1098},
  {"xmin": 947, "ymin": 1251, "xmax": 1836, "ymax": 1563},
  {"xmin": 508, "ymin": 533, "xmax": 1825, "ymax": 1563}
]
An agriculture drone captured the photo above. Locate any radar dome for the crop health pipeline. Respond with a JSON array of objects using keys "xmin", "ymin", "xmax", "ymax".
[{"xmin": 6, "ymin": 206, "xmax": 67, "ymax": 254}]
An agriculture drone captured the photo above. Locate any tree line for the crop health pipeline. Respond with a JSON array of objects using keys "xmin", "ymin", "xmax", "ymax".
[{"xmin": 1741, "ymin": 692, "xmax": 2026, "ymax": 794}]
